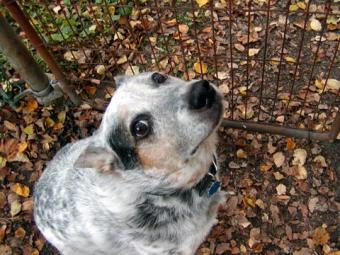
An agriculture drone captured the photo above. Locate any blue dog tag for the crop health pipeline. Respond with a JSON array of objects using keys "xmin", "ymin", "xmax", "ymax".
[{"xmin": 208, "ymin": 181, "xmax": 221, "ymax": 197}]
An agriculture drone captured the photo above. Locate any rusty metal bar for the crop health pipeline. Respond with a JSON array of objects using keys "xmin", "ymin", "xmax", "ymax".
[
  {"xmin": 270, "ymin": 0, "xmax": 291, "ymax": 121},
  {"xmin": 222, "ymin": 119, "xmax": 332, "ymax": 141},
  {"xmin": 228, "ymin": 0, "xmax": 235, "ymax": 119},
  {"xmin": 2, "ymin": 0, "xmax": 81, "ymax": 105},
  {"xmin": 0, "ymin": 13, "xmax": 49, "ymax": 93},
  {"xmin": 258, "ymin": 0, "xmax": 271, "ymax": 120},
  {"xmin": 209, "ymin": 0, "xmax": 219, "ymax": 82}
]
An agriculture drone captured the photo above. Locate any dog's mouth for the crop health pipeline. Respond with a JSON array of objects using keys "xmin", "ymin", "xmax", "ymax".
[{"xmin": 190, "ymin": 100, "xmax": 224, "ymax": 156}]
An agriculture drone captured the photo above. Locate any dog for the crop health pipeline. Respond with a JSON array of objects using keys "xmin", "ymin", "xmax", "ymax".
[{"xmin": 34, "ymin": 72, "xmax": 225, "ymax": 255}]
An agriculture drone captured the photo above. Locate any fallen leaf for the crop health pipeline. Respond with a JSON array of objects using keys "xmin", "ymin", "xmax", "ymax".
[
  {"xmin": 235, "ymin": 215, "xmax": 251, "ymax": 228},
  {"xmin": 12, "ymin": 183, "xmax": 30, "ymax": 197},
  {"xmin": 84, "ymin": 86, "xmax": 97, "ymax": 95},
  {"xmin": 196, "ymin": 0, "xmax": 209, "ymax": 7},
  {"xmin": 255, "ymin": 199, "xmax": 265, "ymax": 209},
  {"xmin": 292, "ymin": 148, "xmax": 307, "ymax": 166},
  {"xmin": 125, "ymin": 65, "xmax": 140, "ymax": 75},
  {"xmin": 88, "ymin": 24, "xmax": 97, "ymax": 32},
  {"xmin": 308, "ymin": 197, "xmax": 319, "ymax": 213},
  {"xmin": 313, "ymin": 155, "xmax": 327, "ymax": 167},
  {"xmin": 234, "ymin": 43, "xmax": 245, "ymax": 52},
  {"xmin": 4, "ymin": 120, "xmax": 17, "ymax": 132},
  {"xmin": 248, "ymin": 48, "xmax": 260, "ymax": 57},
  {"xmin": 23, "ymin": 124, "xmax": 34, "ymax": 135},
  {"xmin": 260, "ymin": 162, "xmax": 272, "ymax": 172},
  {"xmin": 57, "ymin": 111, "xmax": 66, "ymax": 124},
  {"xmin": 273, "ymin": 152, "xmax": 285, "ymax": 168},
  {"xmin": 295, "ymin": 165, "xmax": 308, "ymax": 180},
  {"xmin": 273, "ymin": 171, "xmax": 284, "ymax": 180},
  {"xmin": 10, "ymin": 200, "xmax": 22, "ymax": 217},
  {"xmin": 117, "ymin": 55, "xmax": 127, "ymax": 65},
  {"xmin": 289, "ymin": 4, "xmax": 298, "ymax": 12},
  {"xmin": 313, "ymin": 226, "xmax": 330, "ymax": 245},
  {"xmin": 276, "ymin": 184, "xmax": 287, "ymax": 195},
  {"xmin": 236, "ymin": 149, "xmax": 247, "ymax": 159},
  {"xmin": 310, "ymin": 18, "xmax": 322, "ymax": 31},
  {"xmin": 193, "ymin": 61, "xmax": 208, "ymax": 74},
  {"xmin": 0, "ymin": 225, "xmax": 6, "ymax": 242},
  {"xmin": 285, "ymin": 56, "xmax": 297, "ymax": 63},
  {"xmin": 297, "ymin": 2, "xmax": 306, "ymax": 9},
  {"xmin": 215, "ymin": 243, "xmax": 229, "ymax": 254},
  {"xmin": 276, "ymin": 115, "xmax": 284, "ymax": 123},
  {"xmin": 24, "ymin": 99, "xmax": 38, "ymax": 113},
  {"xmin": 45, "ymin": 117, "xmax": 55, "ymax": 128},
  {"xmin": 15, "ymin": 227, "xmax": 26, "ymax": 239},
  {"xmin": 178, "ymin": 24, "xmax": 189, "ymax": 34},
  {"xmin": 243, "ymin": 195, "xmax": 256, "ymax": 208},
  {"xmin": 286, "ymin": 138, "xmax": 296, "ymax": 150},
  {"xmin": 219, "ymin": 83, "xmax": 230, "ymax": 94},
  {"xmin": 96, "ymin": 65, "xmax": 106, "ymax": 75},
  {"xmin": 17, "ymin": 142, "xmax": 28, "ymax": 153}
]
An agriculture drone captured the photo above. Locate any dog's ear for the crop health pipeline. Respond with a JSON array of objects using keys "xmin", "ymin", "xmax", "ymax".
[
  {"xmin": 74, "ymin": 146, "xmax": 120, "ymax": 173},
  {"xmin": 114, "ymin": 75, "xmax": 130, "ymax": 89}
]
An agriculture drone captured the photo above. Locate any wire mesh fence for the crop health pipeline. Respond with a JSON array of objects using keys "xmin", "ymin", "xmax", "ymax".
[{"xmin": 1, "ymin": 0, "xmax": 340, "ymax": 139}]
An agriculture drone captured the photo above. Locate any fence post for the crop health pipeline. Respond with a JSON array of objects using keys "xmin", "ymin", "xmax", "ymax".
[
  {"xmin": 0, "ymin": 13, "xmax": 61, "ymax": 104},
  {"xmin": 2, "ymin": 0, "xmax": 81, "ymax": 105}
]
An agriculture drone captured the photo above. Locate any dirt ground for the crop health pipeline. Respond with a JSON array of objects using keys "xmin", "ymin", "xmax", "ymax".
[{"xmin": 0, "ymin": 100, "xmax": 339, "ymax": 254}]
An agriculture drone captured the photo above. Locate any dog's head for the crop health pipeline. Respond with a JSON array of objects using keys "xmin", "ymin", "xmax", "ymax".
[{"xmin": 77, "ymin": 72, "xmax": 224, "ymax": 189}]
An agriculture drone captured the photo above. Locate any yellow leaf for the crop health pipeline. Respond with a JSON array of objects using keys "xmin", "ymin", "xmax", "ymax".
[
  {"xmin": 297, "ymin": 2, "xmax": 306, "ymax": 9},
  {"xmin": 193, "ymin": 61, "xmax": 208, "ymax": 74},
  {"xmin": 10, "ymin": 200, "xmax": 22, "ymax": 217},
  {"xmin": 96, "ymin": 65, "xmax": 106, "ymax": 75},
  {"xmin": 31, "ymin": 249, "xmax": 40, "ymax": 255},
  {"xmin": 23, "ymin": 124, "xmax": 34, "ymax": 135},
  {"xmin": 24, "ymin": 99, "xmax": 38, "ymax": 113},
  {"xmin": 45, "ymin": 117, "xmax": 55, "ymax": 128},
  {"xmin": 326, "ymin": 79, "xmax": 340, "ymax": 90},
  {"xmin": 17, "ymin": 142, "xmax": 28, "ymax": 153},
  {"xmin": 328, "ymin": 251, "xmax": 340, "ymax": 255},
  {"xmin": 236, "ymin": 149, "xmax": 247, "ymax": 159},
  {"xmin": 285, "ymin": 56, "xmax": 296, "ymax": 63},
  {"xmin": 289, "ymin": 4, "xmax": 298, "ymax": 12},
  {"xmin": 310, "ymin": 18, "xmax": 322, "ymax": 31},
  {"xmin": 57, "ymin": 111, "xmax": 66, "ymax": 124},
  {"xmin": 13, "ymin": 183, "xmax": 30, "ymax": 198},
  {"xmin": 84, "ymin": 86, "xmax": 97, "ymax": 95},
  {"xmin": 0, "ymin": 156, "xmax": 6, "ymax": 168},
  {"xmin": 243, "ymin": 195, "xmax": 256, "ymax": 208},
  {"xmin": 196, "ymin": 0, "xmax": 209, "ymax": 7},
  {"xmin": 248, "ymin": 48, "xmax": 260, "ymax": 57},
  {"xmin": 313, "ymin": 226, "xmax": 330, "ymax": 245}
]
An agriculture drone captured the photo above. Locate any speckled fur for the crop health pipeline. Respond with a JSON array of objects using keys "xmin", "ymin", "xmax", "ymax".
[{"xmin": 34, "ymin": 73, "xmax": 225, "ymax": 255}]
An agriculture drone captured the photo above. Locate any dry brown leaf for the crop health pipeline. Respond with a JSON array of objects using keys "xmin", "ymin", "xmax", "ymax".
[
  {"xmin": 15, "ymin": 227, "xmax": 26, "ymax": 239},
  {"xmin": 243, "ymin": 195, "xmax": 256, "ymax": 208},
  {"xmin": 234, "ymin": 43, "xmax": 245, "ymax": 52},
  {"xmin": 236, "ymin": 149, "xmax": 247, "ymax": 159},
  {"xmin": 24, "ymin": 99, "xmax": 38, "ymax": 113},
  {"xmin": 273, "ymin": 171, "xmax": 284, "ymax": 180},
  {"xmin": 178, "ymin": 24, "xmax": 189, "ymax": 34},
  {"xmin": 12, "ymin": 183, "xmax": 30, "ymax": 198},
  {"xmin": 4, "ymin": 121, "xmax": 17, "ymax": 132},
  {"xmin": 286, "ymin": 138, "xmax": 296, "ymax": 150},
  {"xmin": 117, "ymin": 55, "xmax": 128, "ymax": 65},
  {"xmin": 276, "ymin": 184, "xmax": 287, "ymax": 195},
  {"xmin": 292, "ymin": 148, "xmax": 307, "ymax": 166},
  {"xmin": 310, "ymin": 18, "xmax": 322, "ymax": 31},
  {"xmin": 248, "ymin": 48, "xmax": 260, "ymax": 57},
  {"xmin": 273, "ymin": 152, "xmax": 285, "ymax": 168},
  {"xmin": 313, "ymin": 155, "xmax": 327, "ymax": 167},
  {"xmin": 308, "ymin": 197, "xmax": 319, "ymax": 213},
  {"xmin": 260, "ymin": 162, "xmax": 272, "ymax": 172},
  {"xmin": 295, "ymin": 165, "xmax": 308, "ymax": 180},
  {"xmin": 313, "ymin": 226, "xmax": 330, "ymax": 245}
]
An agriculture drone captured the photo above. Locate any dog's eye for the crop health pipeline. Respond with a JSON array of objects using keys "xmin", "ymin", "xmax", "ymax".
[{"xmin": 131, "ymin": 120, "xmax": 150, "ymax": 138}]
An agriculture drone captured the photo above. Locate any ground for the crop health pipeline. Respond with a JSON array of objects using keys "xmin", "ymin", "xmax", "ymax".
[
  {"xmin": 0, "ymin": 100, "xmax": 339, "ymax": 254},
  {"xmin": 0, "ymin": 0, "xmax": 339, "ymax": 254}
]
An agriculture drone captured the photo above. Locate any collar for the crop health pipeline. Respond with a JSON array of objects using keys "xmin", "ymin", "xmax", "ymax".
[{"xmin": 194, "ymin": 155, "xmax": 221, "ymax": 197}]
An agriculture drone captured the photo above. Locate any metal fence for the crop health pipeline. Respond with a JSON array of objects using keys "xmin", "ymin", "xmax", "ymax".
[{"xmin": 1, "ymin": 0, "xmax": 339, "ymax": 141}]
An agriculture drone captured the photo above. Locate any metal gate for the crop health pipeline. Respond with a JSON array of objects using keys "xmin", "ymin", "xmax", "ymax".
[{"xmin": 1, "ymin": 0, "xmax": 339, "ymax": 141}]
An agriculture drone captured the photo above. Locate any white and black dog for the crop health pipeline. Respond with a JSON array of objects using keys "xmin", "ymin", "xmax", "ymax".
[{"xmin": 34, "ymin": 72, "xmax": 225, "ymax": 255}]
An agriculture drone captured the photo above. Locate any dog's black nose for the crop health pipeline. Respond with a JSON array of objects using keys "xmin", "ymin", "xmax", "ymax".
[{"xmin": 189, "ymin": 80, "xmax": 216, "ymax": 110}]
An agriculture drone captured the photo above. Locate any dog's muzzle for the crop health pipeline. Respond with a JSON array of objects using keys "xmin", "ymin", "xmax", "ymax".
[{"xmin": 188, "ymin": 80, "xmax": 216, "ymax": 110}]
